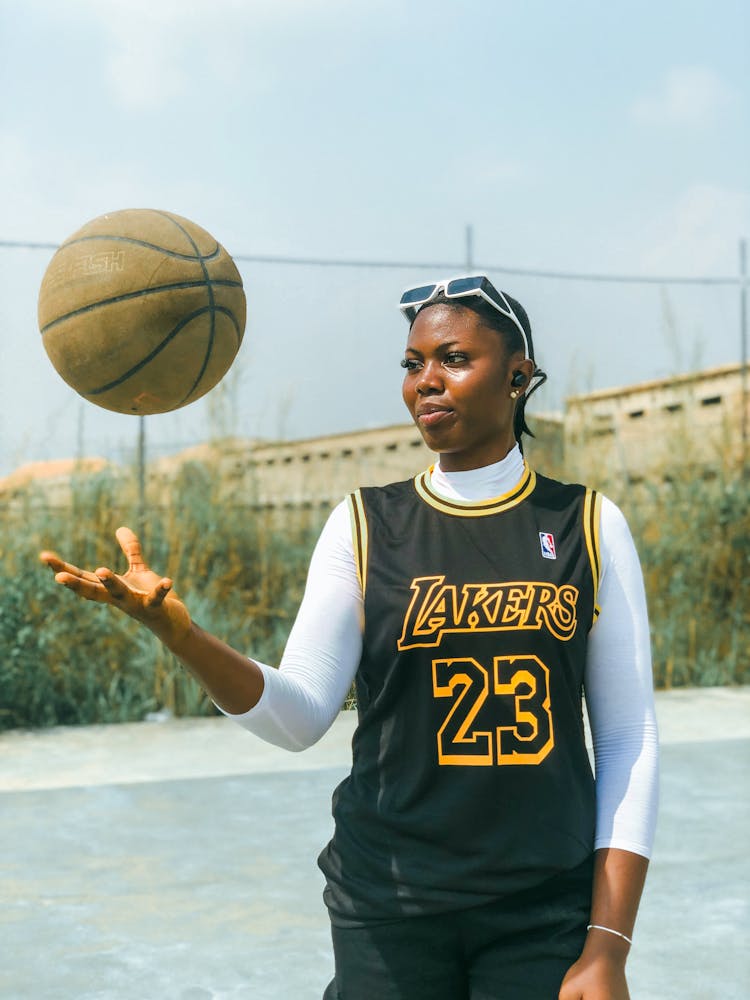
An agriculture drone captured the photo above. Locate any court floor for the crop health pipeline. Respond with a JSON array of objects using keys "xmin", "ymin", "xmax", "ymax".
[{"xmin": 1, "ymin": 688, "xmax": 748, "ymax": 999}]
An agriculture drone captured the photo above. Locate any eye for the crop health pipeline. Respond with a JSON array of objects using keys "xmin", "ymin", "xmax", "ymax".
[
  {"xmin": 401, "ymin": 357, "xmax": 421, "ymax": 371},
  {"xmin": 444, "ymin": 351, "xmax": 468, "ymax": 366}
]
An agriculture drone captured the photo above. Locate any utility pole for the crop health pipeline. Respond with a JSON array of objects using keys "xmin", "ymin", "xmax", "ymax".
[
  {"xmin": 137, "ymin": 416, "xmax": 146, "ymax": 540},
  {"xmin": 76, "ymin": 403, "xmax": 84, "ymax": 465},
  {"xmin": 741, "ymin": 239, "xmax": 748, "ymax": 476},
  {"xmin": 465, "ymin": 224, "xmax": 474, "ymax": 271}
]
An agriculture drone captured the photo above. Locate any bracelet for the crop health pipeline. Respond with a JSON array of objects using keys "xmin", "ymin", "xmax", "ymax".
[{"xmin": 587, "ymin": 924, "xmax": 633, "ymax": 946}]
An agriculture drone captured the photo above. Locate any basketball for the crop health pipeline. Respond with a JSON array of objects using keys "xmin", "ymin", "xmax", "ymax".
[{"xmin": 37, "ymin": 208, "xmax": 247, "ymax": 415}]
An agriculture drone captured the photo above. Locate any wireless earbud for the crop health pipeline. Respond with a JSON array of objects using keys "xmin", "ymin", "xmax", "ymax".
[{"xmin": 511, "ymin": 371, "xmax": 526, "ymax": 388}]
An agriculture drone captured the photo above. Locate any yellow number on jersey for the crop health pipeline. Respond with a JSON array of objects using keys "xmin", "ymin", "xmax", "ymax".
[{"xmin": 432, "ymin": 654, "xmax": 555, "ymax": 766}]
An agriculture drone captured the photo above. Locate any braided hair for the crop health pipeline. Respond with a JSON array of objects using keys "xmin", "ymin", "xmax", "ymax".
[{"xmin": 411, "ymin": 291, "xmax": 547, "ymax": 453}]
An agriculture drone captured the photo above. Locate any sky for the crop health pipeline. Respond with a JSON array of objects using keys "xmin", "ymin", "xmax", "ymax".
[{"xmin": 1, "ymin": 0, "xmax": 748, "ymax": 476}]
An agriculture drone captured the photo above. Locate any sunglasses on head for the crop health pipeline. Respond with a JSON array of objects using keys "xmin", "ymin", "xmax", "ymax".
[{"xmin": 398, "ymin": 274, "xmax": 530, "ymax": 360}]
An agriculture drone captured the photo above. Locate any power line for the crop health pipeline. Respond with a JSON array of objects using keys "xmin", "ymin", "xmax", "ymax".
[
  {"xmin": 1, "ymin": 239, "xmax": 58, "ymax": 251},
  {"xmin": 0, "ymin": 237, "xmax": 744, "ymax": 287}
]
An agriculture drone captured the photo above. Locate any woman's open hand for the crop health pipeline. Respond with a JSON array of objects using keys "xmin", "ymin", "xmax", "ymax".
[{"xmin": 40, "ymin": 526, "xmax": 192, "ymax": 652}]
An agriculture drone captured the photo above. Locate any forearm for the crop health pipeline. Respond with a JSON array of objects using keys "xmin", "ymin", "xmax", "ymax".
[
  {"xmin": 587, "ymin": 847, "xmax": 648, "ymax": 952},
  {"xmin": 559, "ymin": 848, "xmax": 647, "ymax": 999},
  {"xmin": 170, "ymin": 621, "xmax": 265, "ymax": 715},
  {"xmin": 215, "ymin": 501, "xmax": 364, "ymax": 750}
]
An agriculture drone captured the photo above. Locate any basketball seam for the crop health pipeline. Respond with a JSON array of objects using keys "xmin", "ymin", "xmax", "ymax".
[
  {"xmin": 39, "ymin": 280, "xmax": 243, "ymax": 335},
  {"xmin": 58, "ymin": 234, "xmax": 222, "ymax": 263},
  {"xmin": 87, "ymin": 305, "xmax": 242, "ymax": 396},
  {"xmin": 158, "ymin": 212, "xmax": 219, "ymax": 405}
]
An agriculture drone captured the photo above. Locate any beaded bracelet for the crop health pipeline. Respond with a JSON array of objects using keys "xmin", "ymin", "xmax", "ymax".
[{"xmin": 586, "ymin": 924, "xmax": 633, "ymax": 945}]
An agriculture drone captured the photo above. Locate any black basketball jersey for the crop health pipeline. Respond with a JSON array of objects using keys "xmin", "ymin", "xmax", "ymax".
[{"xmin": 318, "ymin": 463, "xmax": 602, "ymax": 927}]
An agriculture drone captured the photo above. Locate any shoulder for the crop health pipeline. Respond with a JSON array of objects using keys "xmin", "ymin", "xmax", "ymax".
[
  {"xmin": 314, "ymin": 499, "xmax": 354, "ymax": 557},
  {"xmin": 531, "ymin": 473, "xmax": 638, "ymax": 564},
  {"xmin": 594, "ymin": 494, "xmax": 643, "ymax": 580},
  {"xmin": 357, "ymin": 474, "xmax": 421, "ymax": 499},
  {"xmin": 528, "ymin": 470, "xmax": 591, "ymax": 512},
  {"xmin": 533, "ymin": 471, "xmax": 624, "ymax": 519},
  {"xmin": 600, "ymin": 491, "xmax": 637, "ymax": 544},
  {"xmin": 354, "ymin": 474, "xmax": 423, "ymax": 512}
]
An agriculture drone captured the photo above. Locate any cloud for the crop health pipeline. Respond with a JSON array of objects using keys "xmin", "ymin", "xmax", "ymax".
[
  {"xmin": 0, "ymin": 128, "xmax": 206, "ymax": 242},
  {"xmin": 67, "ymin": 0, "xmax": 349, "ymax": 111},
  {"xmin": 639, "ymin": 183, "xmax": 750, "ymax": 275},
  {"xmin": 630, "ymin": 67, "xmax": 733, "ymax": 128},
  {"xmin": 0, "ymin": 130, "xmax": 62, "ymax": 237},
  {"xmin": 72, "ymin": 0, "xmax": 215, "ymax": 111}
]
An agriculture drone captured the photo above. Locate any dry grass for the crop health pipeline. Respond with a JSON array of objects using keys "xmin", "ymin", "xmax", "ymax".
[
  {"xmin": 0, "ymin": 465, "xmax": 323, "ymax": 730},
  {"xmin": 1, "ymin": 449, "xmax": 747, "ymax": 730}
]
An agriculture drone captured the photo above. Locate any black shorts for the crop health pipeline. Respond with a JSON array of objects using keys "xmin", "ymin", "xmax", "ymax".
[{"xmin": 322, "ymin": 858, "xmax": 593, "ymax": 1000}]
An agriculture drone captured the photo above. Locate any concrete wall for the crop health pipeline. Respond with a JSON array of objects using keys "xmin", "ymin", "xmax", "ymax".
[
  {"xmin": 147, "ymin": 411, "xmax": 564, "ymax": 513},
  {"xmin": 2, "ymin": 364, "xmax": 743, "ymax": 510},
  {"xmin": 564, "ymin": 363, "xmax": 745, "ymax": 489}
]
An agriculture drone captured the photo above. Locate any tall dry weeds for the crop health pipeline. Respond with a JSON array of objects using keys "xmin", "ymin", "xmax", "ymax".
[
  {"xmin": 1, "ymin": 466, "xmax": 322, "ymax": 730},
  {"xmin": 1, "ymin": 446, "xmax": 747, "ymax": 730}
]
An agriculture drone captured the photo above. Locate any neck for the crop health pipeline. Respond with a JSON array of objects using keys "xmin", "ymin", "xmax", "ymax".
[{"xmin": 432, "ymin": 445, "xmax": 525, "ymax": 502}]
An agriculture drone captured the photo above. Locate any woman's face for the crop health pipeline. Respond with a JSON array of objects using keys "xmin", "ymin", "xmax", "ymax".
[{"xmin": 401, "ymin": 304, "xmax": 532, "ymax": 472}]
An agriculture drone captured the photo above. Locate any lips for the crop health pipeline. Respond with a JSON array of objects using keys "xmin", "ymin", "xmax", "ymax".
[{"xmin": 416, "ymin": 404, "xmax": 454, "ymax": 427}]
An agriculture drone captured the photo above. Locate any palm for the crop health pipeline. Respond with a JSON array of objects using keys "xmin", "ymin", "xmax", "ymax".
[{"xmin": 40, "ymin": 526, "xmax": 191, "ymax": 650}]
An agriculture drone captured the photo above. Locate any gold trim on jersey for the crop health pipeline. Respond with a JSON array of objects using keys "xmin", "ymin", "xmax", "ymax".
[
  {"xmin": 583, "ymin": 488, "xmax": 603, "ymax": 623},
  {"xmin": 414, "ymin": 463, "xmax": 537, "ymax": 517},
  {"xmin": 347, "ymin": 490, "xmax": 369, "ymax": 597}
]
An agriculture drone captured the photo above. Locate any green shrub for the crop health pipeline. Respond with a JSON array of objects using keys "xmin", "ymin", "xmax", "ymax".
[
  {"xmin": 1, "ymin": 456, "xmax": 747, "ymax": 730},
  {"xmin": 0, "ymin": 467, "xmax": 321, "ymax": 730},
  {"xmin": 615, "ymin": 469, "xmax": 748, "ymax": 688}
]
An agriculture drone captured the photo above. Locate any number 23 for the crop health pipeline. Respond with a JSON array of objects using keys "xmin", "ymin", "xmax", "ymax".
[{"xmin": 431, "ymin": 655, "xmax": 554, "ymax": 766}]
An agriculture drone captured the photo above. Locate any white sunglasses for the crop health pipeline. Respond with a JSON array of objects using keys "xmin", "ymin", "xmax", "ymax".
[{"xmin": 398, "ymin": 274, "xmax": 530, "ymax": 360}]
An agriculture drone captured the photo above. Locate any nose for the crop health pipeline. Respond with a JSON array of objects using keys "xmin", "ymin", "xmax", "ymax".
[{"xmin": 416, "ymin": 359, "xmax": 444, "ymax": 395}]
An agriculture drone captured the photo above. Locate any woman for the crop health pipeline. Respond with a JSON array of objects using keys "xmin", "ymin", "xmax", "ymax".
[{"xmin": 41, "ymin": 276, "xmax": 658, "ymax": 999}]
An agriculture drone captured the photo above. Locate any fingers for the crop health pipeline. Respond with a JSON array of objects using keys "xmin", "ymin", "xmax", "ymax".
[
  {"xmin": 52, "ymin": 571, "xmax": 111, "ymax": 604},
  {"xmin": 145, "ymin": 578, "xmax": 174, "ymax": 608},
  {"xmin": 115, "ymin": 526, "xmax": 147, "ymax": 571},
  {"xmin": 39, "ymin": 550, "xmax": 106, "ymax": 585},
  {"xmin": 41, "ymin": 534, "xmax": 171, "ymax": 618},
  {"xmin": 95, "ymin": 568, "xmax": 172, "ymax": 606},
  {"xmin": 94, "ymin": 568, "xmax": 131, "ymax": 601}
]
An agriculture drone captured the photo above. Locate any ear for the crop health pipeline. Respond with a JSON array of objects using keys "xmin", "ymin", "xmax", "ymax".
[{"xmin": 509, "ymin": 359, "xmax": 534, "ymax": 389}]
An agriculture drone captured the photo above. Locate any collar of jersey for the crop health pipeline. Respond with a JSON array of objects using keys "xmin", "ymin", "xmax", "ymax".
[{"xmin": 413, "ymin": 462, "xmax": 536, "ymax": 517}]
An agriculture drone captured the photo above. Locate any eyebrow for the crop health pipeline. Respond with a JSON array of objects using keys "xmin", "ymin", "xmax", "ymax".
[{"xmin": 404, "ymin": 340, "xmax": 463, "ymax": 355}]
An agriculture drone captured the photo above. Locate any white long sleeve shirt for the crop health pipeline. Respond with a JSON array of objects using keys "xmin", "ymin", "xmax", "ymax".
[{"xmin": 222, "ymin": 446, "xmax": 659, "ymax": 859}]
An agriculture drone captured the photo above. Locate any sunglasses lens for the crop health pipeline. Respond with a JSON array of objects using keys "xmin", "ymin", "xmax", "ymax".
[
  {"xmin": 445, "ymin": 276, "xmax": 484, "ymax": 296},
  {"xmin": 400, "ymin": 284, "xmax": 438, "ymax": 308},
  {"xmin": 449, "ymin": 275, "xmax": 508, "ymax": 310},
  {"xmin": 478, "ymin": 282, "xmax": 507, "ymax": 313}
]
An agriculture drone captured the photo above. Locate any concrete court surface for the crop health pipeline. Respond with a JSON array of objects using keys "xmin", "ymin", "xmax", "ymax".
[{"xmin": 0, "ymin": 687, "xmax": 747, "ymax": 1000}]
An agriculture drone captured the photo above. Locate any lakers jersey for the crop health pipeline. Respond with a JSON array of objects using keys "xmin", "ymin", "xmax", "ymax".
[{"xmin": 318, "ymin": 464, "xmax": 602, "ymax": 926}]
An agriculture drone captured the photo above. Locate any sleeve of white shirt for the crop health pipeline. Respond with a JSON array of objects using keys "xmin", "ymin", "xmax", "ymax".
[
  {"xmin": 585, "ymin": 496, "xmax": 659, "ymax": 858},
  {"xmin": 218, "ymin": 500, "xmax": 363, "ymax": 751}
]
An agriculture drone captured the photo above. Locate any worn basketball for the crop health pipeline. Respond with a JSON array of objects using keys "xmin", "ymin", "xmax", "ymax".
[{"xmin": 37, "ymin": 209, "xmax": 246, "ymax": 415}]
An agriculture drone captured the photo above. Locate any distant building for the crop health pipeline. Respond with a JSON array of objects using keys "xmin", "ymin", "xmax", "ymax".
[
  {"xmin": 147, "ymin": 411, "xmax": 564, "ymax": 513},
  {"xmin": 0, "ymin": 457, "xmax": 110, "ymax": 508},
  {"xmin": 2, "ymin": 364, "xmax": 744, "ymax": 511},
  {"xmin": 564, "ymin": 363, "xmax": 746, "ymax": 489}
]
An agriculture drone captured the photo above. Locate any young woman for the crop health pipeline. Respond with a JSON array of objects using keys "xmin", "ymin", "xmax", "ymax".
[{"xmin": 41, "ymin": 276, "xmax": 658, "ymax": 999}]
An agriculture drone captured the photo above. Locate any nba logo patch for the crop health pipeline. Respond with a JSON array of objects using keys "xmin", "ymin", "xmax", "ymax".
[{"xmin": 539, "ymin": 532, "xmax": 556, "ymax": 560}]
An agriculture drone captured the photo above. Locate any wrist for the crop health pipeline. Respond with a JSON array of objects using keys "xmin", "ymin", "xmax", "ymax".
[
  {"xmin": 165, "ymin": 617, "xmax": 197, "ymax": 657},
  {"xmin": 583, "ymin": 926, "xmax": 631, "ymax": 965}
]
